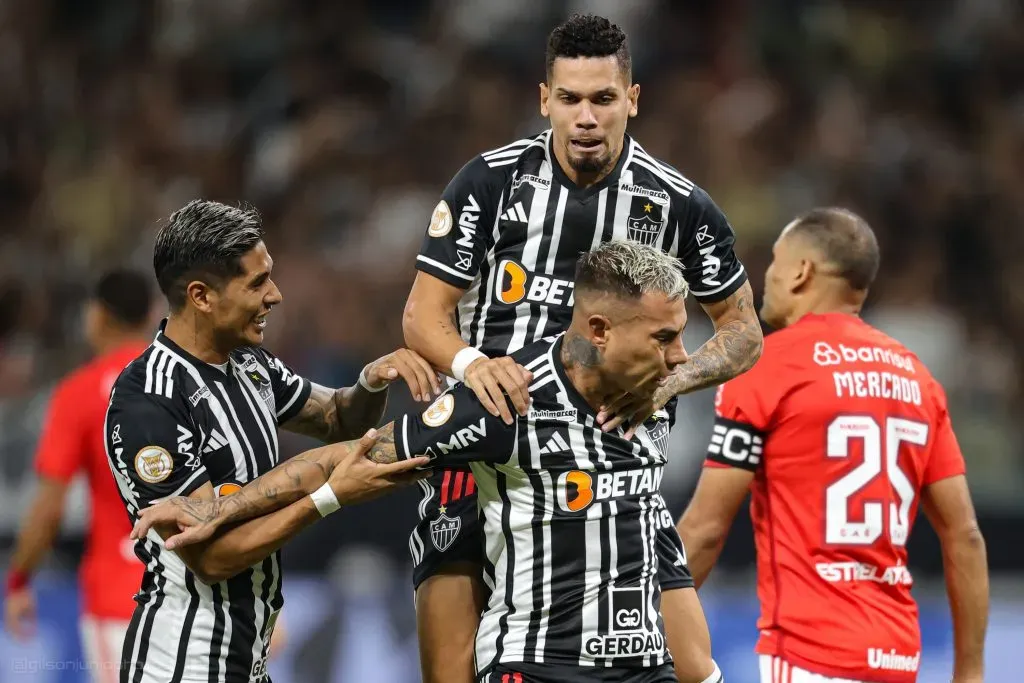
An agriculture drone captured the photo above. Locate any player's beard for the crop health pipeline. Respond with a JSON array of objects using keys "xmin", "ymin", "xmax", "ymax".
[{"xmin": 568, "ymin": 148, "xmax": 614, "ymax": 176}]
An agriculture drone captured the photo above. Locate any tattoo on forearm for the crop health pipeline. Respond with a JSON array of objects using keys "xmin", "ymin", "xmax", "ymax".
[
  {"xmin": 562, "ymin": 332, "xmax": 602, "ymax": 368},
  {"xmin": 285, "ymin": 384, "xmax": 343, "ymax": 442},
  {"xmin": 218, "ymin": 454, "xmax": 331, "ymax": 524},
  {"xmin": 364, "ymin": 422, "xmax": 398, "ymax": 464},
  {"xmin": 674, "ymin": 283, "xmax": 762, "ymax": 395}
]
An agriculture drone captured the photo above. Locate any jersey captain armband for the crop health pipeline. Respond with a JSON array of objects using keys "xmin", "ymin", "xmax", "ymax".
[{"xmin": 706, "ymin": 417, "xmax": 765, "ymax": 471}]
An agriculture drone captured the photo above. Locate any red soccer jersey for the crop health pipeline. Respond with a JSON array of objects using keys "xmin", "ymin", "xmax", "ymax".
[
  {"xmin": 705, "ymin": 313, "xmax": 965, "ymax": 682},
  {"xmin": 34, "ymin": 342, "xmax": 148, "ymax": 619}
]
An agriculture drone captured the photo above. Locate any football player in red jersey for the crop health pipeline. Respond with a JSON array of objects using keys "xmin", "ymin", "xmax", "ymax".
[
  {"xmin": 677, "ymin": 208, "xmax": 988, "ymax": 683},
  {"xmin": 5, "ymin": 270, "xmax": 154, "ymax": 682}
]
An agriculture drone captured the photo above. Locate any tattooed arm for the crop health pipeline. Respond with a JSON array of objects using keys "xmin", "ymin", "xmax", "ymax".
[
  {"xmin": 130, "ymin": 424, "xmax": 428, "ymax": 580},
  {"xmin": 668, "ymin": 280, "xmax": 762, "ymax": 395},
  {"xmin": 282, "ymin": 349, "xmax": 441, "ymax": 443}
]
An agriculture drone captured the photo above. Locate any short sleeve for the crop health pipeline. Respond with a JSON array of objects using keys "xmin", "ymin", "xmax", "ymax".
[
  {"xmin": 255, "ymin": 349, "xmax": 312, "ymax": 425},
  {"xmin": 415, "ymin": 156, "xmax": 501, "ymax": 288},
  {"xmin": 105, "ymin": 391, "xmax": 209, "ymax": 518},
  {"xmin": 394, "ymin": 385, "xmax": 517, "ymax": 467},
  {"xmin": 677, "ymin": 188, "xmax": 747, "ymax": 303},
  {"xmin": 923, "ymin": 395, "xmax": 967, "ymax": 486},
  {"xmin": 34, "ymin": 379, "xmax": 87, "ymax": 483},
  {"xmin": 704, "ymin": 364, "xmax": 771, "ymax": 472}
]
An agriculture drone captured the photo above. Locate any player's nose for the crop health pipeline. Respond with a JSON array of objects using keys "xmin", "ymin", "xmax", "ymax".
[
  {"xmin": 265, "ymin": 279, "xmax": 283, "ymax": 306},
  {"xmin": 575, "ymin": 102, "xmax": 598, "ymax": 128},
  {"xmin": 665, "ymin": 338, "xmax": 688, "ymax": 370}
]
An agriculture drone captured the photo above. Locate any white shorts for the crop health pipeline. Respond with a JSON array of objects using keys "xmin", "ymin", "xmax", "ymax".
[
  {"xmin": 759, "ymin": 655, "xmax": 871, "ymax": 683},
  {"xmin": 80, "ymin": 616, "xmax": 130, "ymax": 683}
]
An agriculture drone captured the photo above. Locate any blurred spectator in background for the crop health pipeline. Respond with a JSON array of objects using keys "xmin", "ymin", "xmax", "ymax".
[{"xmin": 4, "ymin": 269, "xmax": 153, "ymax": 682}]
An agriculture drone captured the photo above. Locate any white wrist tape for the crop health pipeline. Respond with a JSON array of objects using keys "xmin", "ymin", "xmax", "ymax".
[
  {"xmin": 358, "ymin": 366, "xmax": 387, "ymax": 393},
  {"xmin": 451, "ymin": 347, "xmax": 487, "ymax": 383},
  {"xmin": 310, "ymin": 483, "xmax": 341, "ymax": 517}
]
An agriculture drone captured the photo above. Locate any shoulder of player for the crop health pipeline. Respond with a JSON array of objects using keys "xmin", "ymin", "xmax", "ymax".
[
  {"xmin": 625, "ymin": 140, "xmax": 702, "ymax": 201},
  {"xmin": 477, "ymin": 132, "xmax": 548, "ymax": 171},
  {"xmin": 108, "ymin": 345, "xmax": 194, "ymax": 409}
]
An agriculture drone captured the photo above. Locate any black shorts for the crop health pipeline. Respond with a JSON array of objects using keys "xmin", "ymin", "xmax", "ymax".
[{"xmin": 481, "ymin": 662, "xmax": 677, "ymax": 683}]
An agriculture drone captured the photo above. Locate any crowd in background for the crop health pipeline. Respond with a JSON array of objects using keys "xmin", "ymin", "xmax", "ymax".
[{"xmin": 0, "ymin": 0, "xmax": 1021, "ymax": 551}]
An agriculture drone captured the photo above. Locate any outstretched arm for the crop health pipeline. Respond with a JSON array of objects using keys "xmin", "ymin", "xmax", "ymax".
[
  {"xmin": 282, "ymin": 349, "xmax": 440, "ymax": 442},
  {"xmin": 132, "ymin": 425, "xmax": 427, "ymax": 552}
]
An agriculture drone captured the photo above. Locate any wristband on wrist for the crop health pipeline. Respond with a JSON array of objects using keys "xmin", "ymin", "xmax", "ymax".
[
  {"xmin": 310, "ymin": 483, "xmax": 341, "ymax": 517},
  {"xmin": 451, "ymin": 347, "xmax": 487, "ymax": 383},
  {"xmin": 358, "ymin": 365, "xmax": 388, "ymax": 393},
  {"xmin": 5, "ymin": 569, "xmax": 29, "ymax": 594}
]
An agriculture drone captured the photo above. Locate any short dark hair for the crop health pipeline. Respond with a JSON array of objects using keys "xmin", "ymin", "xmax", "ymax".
[
  {"xmin": 94, "ymin": 269, "xmax": 152, "ymax": 327},
  {"xmin": 153, "ymin": 200, "xmax": 265, "ymax": 310},
  {"xmin": 787, "ymin": 207, "xmax": 880, "ymax": 291},
  {"xmin": 575, "ymin": 241, "xmax": 688, "ymax": 302},
  {"xmin": 546, "ymin": 14, "xmax": 631, "ymax": 81}
]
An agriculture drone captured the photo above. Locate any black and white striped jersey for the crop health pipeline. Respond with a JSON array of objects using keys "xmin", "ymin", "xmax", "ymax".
[
  {"xmin": 395, "ymin": 334, "xmax": 679, "ymax": 673},
  {"xmin": 104, "ymin": 321, "xmax": 311, "ymax": 683},
  {"xmin": 416, "ymin": 129, "xmax": 747, "ymax": 357}
]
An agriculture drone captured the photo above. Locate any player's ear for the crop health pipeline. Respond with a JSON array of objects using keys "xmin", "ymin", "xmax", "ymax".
[
  {"xmin": 627, "ymin": 83, "xmax": 639, "ymax": 118},
  {"xmin": 539, "ymin": 82, "xmax": 551, "ymax": 118},
  {"xmin": 588, "ymin": 313, "xmax": 612, "ymax": 349},
  {"xmin": 186, "ymin": 280, "xmax": 217, "ymax": 314},
  {"xmin": 791, "ymin": 259, "xmax": 814, "ymax": 292}
]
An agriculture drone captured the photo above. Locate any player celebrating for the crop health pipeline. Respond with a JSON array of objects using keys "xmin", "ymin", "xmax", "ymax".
[
  {"xmin": 105, "ymin": 200, "xmax": 433, "ymax": 682},
  {"xmin": 4, "ymin": 270, "xmax": 153, "ymax": 682},
  {"xmin": 138, "ymin": 241, "xmax": 718, "ymax": 682},
  {"xmin": 402, "ymin": 14, "xmax": 762, "ymax": 682},
  {"xmin": 677, "ymin": 208, "xmax": 989, "ymax": 683}
]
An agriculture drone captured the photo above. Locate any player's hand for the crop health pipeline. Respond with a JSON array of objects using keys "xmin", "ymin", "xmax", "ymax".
[
  {"xmin": 597, "ymin": 381, "xmax": 674, "ymax": 440},
  {"xmin": 328, "ymin": 429, "xmax": 432, "ymax": 505},
  {"xmin": 463, "ymin": 356, "xmax": 533, "ymax": 425},
  {"xmin": 130, "ymin": 497, "xmax": 221, "ymax": 551},
  {"xmin": 3, "ymin": 587, "xmax": 36, "ymax": 640},
  {"xmin": 363, "ymin": 348, "xmax": 441, "ymax": 402}
]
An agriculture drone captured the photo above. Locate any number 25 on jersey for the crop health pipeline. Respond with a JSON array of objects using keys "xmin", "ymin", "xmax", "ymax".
[{"xmin": 825, "ymin": 415, "xmax": 929, "ymax": 547}]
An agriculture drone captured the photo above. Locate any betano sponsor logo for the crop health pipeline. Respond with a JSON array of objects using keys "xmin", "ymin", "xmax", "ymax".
[{"xmin": 495, "ymin": 259, "xmax": 574, "ymax": 307}]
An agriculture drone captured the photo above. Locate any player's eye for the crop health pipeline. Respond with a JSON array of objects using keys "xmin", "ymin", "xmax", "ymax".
[
  {"xmin": 560, "ymin": 95, "xmax": 578, "ymax": 104},
  {"xmin": 595, "ymin": 95, "xmax": 614, "ymax": 105}
]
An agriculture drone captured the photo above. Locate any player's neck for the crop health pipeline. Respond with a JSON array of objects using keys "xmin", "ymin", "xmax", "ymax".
[
  {"xmin": 164, "ymin": 312, "xmax": 232, "ymax": 365},
  {"xmin": 93, "ymin": 329, "xmax": 145, "ymax": 356},
  {"xmin": 789, "ymin": 299, "xmax": 862, "ymax": 326},
  {"xmin": 559, "ymin": 333, "xmax": 618, "ymax": 413}
]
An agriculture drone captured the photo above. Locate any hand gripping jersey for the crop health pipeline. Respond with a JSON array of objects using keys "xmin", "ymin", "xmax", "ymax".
[
  {"xmin": 397, "ymin": 335, "xmax": 681, "ymax": 675},
  {"xmin": 705, "ymin": 313, "xmax": 966, "ymax": 682}
]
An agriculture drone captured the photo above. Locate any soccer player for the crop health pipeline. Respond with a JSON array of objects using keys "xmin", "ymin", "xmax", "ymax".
[
  {"xmin": 677, "ymin": 208, "xmax": 989, "ymax": 683},
  {"xmin": 402, "ymin": 14, "xmax": 762, "ymax": 682},
  {"xmin": 4, "ymin": 270, "xmax": 153, "ymax": 682},
  {"xmin": 137, "ymin": 240, "xmax": 714, "ymax": 683},
  {"xmin": 104, "ymin": 199, "xmax": 433, "ymax": 682}
]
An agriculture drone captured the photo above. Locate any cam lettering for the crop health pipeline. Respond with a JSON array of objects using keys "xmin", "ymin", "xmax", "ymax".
[
  {"xmin": 496, "ymin": 260, "xmax": 574, "ymax": 307},
  {"xmin": 456, "ymin": 194, "xmax": 480, "ymax": 250},
  {"xmin": 435, "ymin": 418, "xmax": 487, "ymax": 455}
]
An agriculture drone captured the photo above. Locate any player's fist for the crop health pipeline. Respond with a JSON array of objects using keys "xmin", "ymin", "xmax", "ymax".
[
  {"xmin": 3, "ymin": 587, "xmax": 36, "ymax": 641},
  {"xmin": 363, "ymin": 348, "xmax": 441, "ymax": 402},
  {"xmin": 463, "ymin": 356, "xmax": 533, "ymax": 425},
  {"xmin": 326, "ymin": 428, "xmax": 431, "ymax": 505}
]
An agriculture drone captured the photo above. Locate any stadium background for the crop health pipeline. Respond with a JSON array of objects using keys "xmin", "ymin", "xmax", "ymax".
[{"xmin": 0, "ymin": 0, "xmax": 1020, "ymax": 681}]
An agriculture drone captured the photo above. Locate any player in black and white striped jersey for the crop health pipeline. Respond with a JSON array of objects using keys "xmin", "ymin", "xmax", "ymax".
[
  {"xmin": 104, "ymin": 199, "xmax": 434, "ymax": 683},
  {"xmin": 402, "ymin": 13, "xmax": 762, "ymax": 683},
  {"xmin": 134, "ymin": 241, "xmax": 725, "ymax": 683}
]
